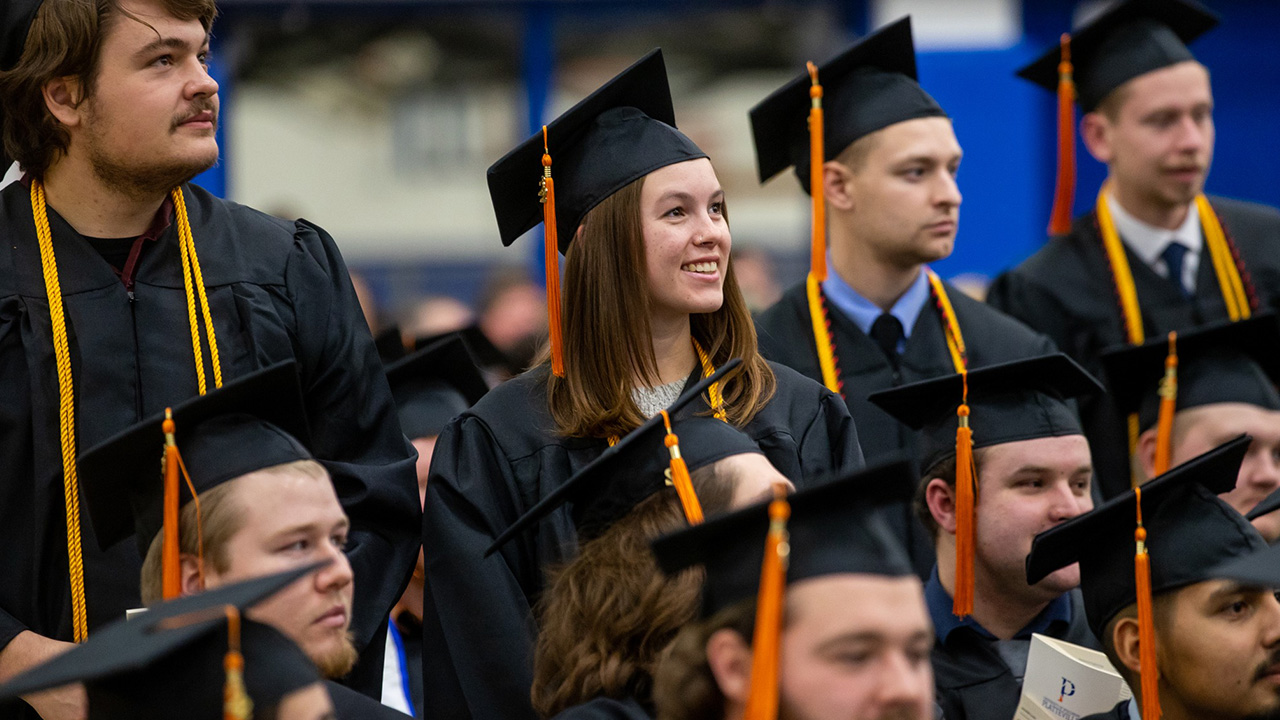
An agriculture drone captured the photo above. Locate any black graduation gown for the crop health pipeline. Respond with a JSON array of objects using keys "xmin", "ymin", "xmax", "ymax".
[
  {"xmin": 932, "ymin": 591, "xmax": 1098, "ymax": 720},
  {"xmin": 419, "ymin": 362, "xmax": 861, "ymax": 720},
  {"xmin": 326, "ymin": 681, "xmax": 414, "ymax": 719},
  {"xmin": 987, "ymin": 196, "xmax": 1280, "ymax": 498},
  {"xmin": 0, "ymin": 181, "xmax": 420, "ymax": 712},
  {"xmin": 755, "ymin": 278, "xmax": 1057, "ymax": 576},
  {"xmin": 551, "ymin": 697, "xmax": 651, "ymax": 720},
  {"xmin": 1082, "ymin": 701, "xmax": 1130, "ymax": 720}
]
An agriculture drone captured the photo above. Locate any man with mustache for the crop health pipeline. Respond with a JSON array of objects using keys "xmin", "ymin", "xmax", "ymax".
[
  {"xmin": 1028, "ymin": 437, "xmax": 1280, "ymax": 720},
  {"xmin": 750, "ymin": 17, "xmax": 1055, "ymax": 576},
  {"xmin": 0, "ymin": 2, "xmax": 419, "ymax": 718},
  {"xmin": 989, "ymin": 0, "xmax": 1280, "ymax": 499}
]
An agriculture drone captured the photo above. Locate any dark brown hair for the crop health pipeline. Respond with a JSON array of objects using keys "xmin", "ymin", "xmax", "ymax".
[
  {"xmin": 651, "ymin": 596, "xmax": 757, "ymax": 720},
  {"xmin": 530, "ymin": 464, "xmax": 736, "ymax": 717},
  {"xmin": 0, "ymin": 0, "xmax": 218, "ymax": 177},
  {"xmin": 544, "ymin": 173, "xmax": 776, "ymax": 440}
]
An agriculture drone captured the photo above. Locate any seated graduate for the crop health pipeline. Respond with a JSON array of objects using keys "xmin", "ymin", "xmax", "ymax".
[
  {"xmin": 650, "ymin": 460, "xmax": 934, "ymax": 720},
  {"xmin": 1100, "ymin": 314, "xmax": 1280, "ymax": 540},
  {"xmin": 867, "ymin": 354, "xmax": 1102, "ymax": 720},
  {"xmin": 484, "ymin": 366, "xmax": 793, "ymax": 719},
  {"xmin": 1027, "ymin": 436, "xmax": 1280, "ymax": 720},
  {"xmin": 426, "ymin": 49, "xmax": 861, "ymax": 720},
  {"xmin": 0, "ymin": 566, "xmax": 335, "ymax": 720},
  {"xmin": 382, "ymin": 334, "xmax": 489, "ymax": 715},
  {"xmin": 76, "ymin": 363, "xmax": 410, "ymax": 719}
]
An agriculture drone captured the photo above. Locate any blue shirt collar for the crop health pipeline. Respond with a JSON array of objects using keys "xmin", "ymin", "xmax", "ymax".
[
  {"xmin": 925, "ymin": 566, "xmax": 1074, "ymax": 645},
  {"xmin": 821, "ymin": 263, "xmax": 932, "ymax": 346}
]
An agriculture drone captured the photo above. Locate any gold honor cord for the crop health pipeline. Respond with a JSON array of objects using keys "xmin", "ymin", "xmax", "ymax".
[
  {"xmin": 607, "ymin": 337, "xmax": 728, "ymax": 447},
  {"xmin": 1095, "ymin": 185, "xmax": 1253, "ymax": 485},
  {"xmin": 926, "ymin": 270, "xmax": 968, "ymax": 374},
  {"xmin": 31, "ymin": 181, "xmax": 223, "ymax": 641}
]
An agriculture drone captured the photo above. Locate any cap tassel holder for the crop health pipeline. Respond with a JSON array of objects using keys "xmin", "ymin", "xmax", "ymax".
[
  {"xmin": 1048, "ymin": 34, "xmax": 1076, "ymax": 236},
  {"xmin": 1153, "ymin": 332, "xmax": 1179, "ymax": 476},
  {"xmin": 540, "ymin": 126, "xmax": 565, "ymax": 378},
  {"xmin": 953, "ymin": 372, "xmax": 977, "ymax": 618},
  {"xmin": 223, "ymin": 606, "xmax": 254, "ymax": 720},
  {"xmin": 162, "ymin": 409, "xmax": 182, "ymax": 601},
  {"xmin": 807, "ymin": 62, "xmax": 826, "ymax": 283},
  {"xmin": 660, "ymin": 410, "xmax": 704, "ymax": 525},
  {"xmin": 1133, "ymin": 486, "xmax": 1162, "ymax": 720},
  {"xmin": 743, "ymin": 483, "xmax": 791, "ymax": 720}
]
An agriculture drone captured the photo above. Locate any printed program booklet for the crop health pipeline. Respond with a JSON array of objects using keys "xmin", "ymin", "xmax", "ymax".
[{"xmin": 1016, "ymin": 633, "xmax": 1132, "ymax": 720}]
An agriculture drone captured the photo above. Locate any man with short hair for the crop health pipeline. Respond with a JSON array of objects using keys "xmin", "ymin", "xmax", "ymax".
[
  {"xmin": 1028, "ymin": 436, "xmax": 1280, "ymax": 720},
  {"xmin": 750, "ymin": 17, "xmax": 1055, "ymax": 575},
  {"xmin": 650, "ymin": 462, "xmax": 935, "ymax": 720},
  {"xmin": 988, "ymin": 0, "xmax": 1280, "ymax": 499},
  {"xmin": 0, "ymin": 2, "xmax": 419, "ymax": 716},
  {"xmin": 869, "ymin": 355, "xmax": 1101, "ymax": 720}
]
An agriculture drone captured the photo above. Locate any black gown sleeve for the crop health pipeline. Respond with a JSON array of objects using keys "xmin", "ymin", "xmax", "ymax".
[
  {"xmin": 325, "ymin": 680, "xmax": 414, "ymax": 718},
  {"xmin": 985, "ymin": 269, "xmax": 1075, "ymax": 357},
  {"xmin": 419, "ymin": 414, "xmax": 541, "ymax": 720},
  {"xmin": 285, "ymin": 220, "xmax": 421, "ymax": 694},
  {"xmin": 800, "ymin": 385, "xmax": 864, "ymax": 475}
]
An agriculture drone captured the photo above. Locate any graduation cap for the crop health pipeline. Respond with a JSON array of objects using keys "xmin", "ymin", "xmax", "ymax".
[
  {"xmin": 386, "ymin": 333, "xmax": 488, "ymax": 440},
  {"xmin": 1017, "ymin": 0, "xmax": 1218, "ymax": 233},
  {"xmin": 418, "ymin": 324, "xmax": 522, "ymax": 378},
  {"xmin": 1026, "ymin": 435, "xmax": 1262, "ymax": 720},
  {"xmin": 487, "ymin": 359, "xmax": 758, "ymax": 552},
  {"xmin": 374, "ymin": 325, "xmax": 408, "ymax": 364},
  {"xmin": 868, "ymin": 353, "xmax": 1103, "ymax": 617},
  {"xmin": 486, "ymin": 49, "xmax": 707, "ymax": 377},
  {"xmin": 78, "ymin": 362, "xmax": 312, "ymax": 598},
  {"xmin": 0, "ymin": 564, "xmax": 325, "ymax": 719},
  {"xmin": 1, "ymin": 0, "xmax": 41, "ymax": 72},
  {"xmin": 651, "ymin": 460, "xmax": 916, "ymax": 718},
  {"xmin": 1100, "ymin": 314, "xmax": 1280, "ymax": 475}
]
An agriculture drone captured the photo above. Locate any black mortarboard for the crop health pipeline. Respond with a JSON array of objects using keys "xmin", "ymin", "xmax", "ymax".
[
  {"xmin": 374, "ymin": 325, "xmax": 408, "ymax": 364},
  {"xmin": 1017, "ymin": 0, "xmax": 1219, "ymax": 112},
  {"xmin": 417, "ymin": 324, "xmax": 520, "ymax": 377},
  {"xmin": 867, "ymin": 354, "xmax": 1103, "ymax": 473},
  {"xmin": 749, "ymin": 17, "xmax": 947, "ymax": 194},
  {"xmin": 651, "ymin": 460, "xmax": 916, "ymax": 617},
  {"xmin": 0, "ymin": 565, "xmax": 324, "ymax": 718},
  {"xmin": 79, "ymin": 362, "xmax": 313, "ymax": 555},
  {"xmin": 386, "ymin": 334, "xmax": 488, "ymax": 440},
  {"xmin": 1101, "ymin": 314, "xmax": 1280, "ymax": 431},
  {"xmin": 487, "ymin": 48, "xmax": 707, "ymax": 251},
  {"xmin": 1, "ymin": 0, "xmax": 41, "ymax": 71},
  {"xmin": 487, "ymin": 359, "xmax": 760, "ymax": 550},
  {"xmin": 1026, "ymin": 436, "xmax": 1264, "ymax": 637}
]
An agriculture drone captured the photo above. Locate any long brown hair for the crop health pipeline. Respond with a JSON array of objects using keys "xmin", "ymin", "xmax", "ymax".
[
  {"xmin": 530, "ymin": 465, "xmax": 736, "ymax": 717},
  {"xmin": 545, "ymin": 172, "xmax": 775, "ymax": 439}
]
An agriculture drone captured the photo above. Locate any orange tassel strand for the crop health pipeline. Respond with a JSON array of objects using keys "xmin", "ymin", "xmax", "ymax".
[
  {"xmin": 807, "ymin": 61, "xmax": 826, "ymax": 282},
  {"xmin": 953, "ymin": 372, "xmax": 977, "ymax": 618},
  {"xmin": 540, "ymin": 126, "xmax": 564, "ymax": 377},
  {"xmin": 660, "ymin": 410, "xmax": 704, "ymax": 525},
  {"xmin": 1133, "ymin": 487, "xmax": 1162, "ymax": 720},
  {"xmin": 1049, "ymin": 33, "xmax": 1076, "ymax": 235},
  {"xmin": 743, "ymin": 484, "xmax": 791, "ymax": 720},
  {"xmin": 1154, "ymin": 332, "xmax": 1178, "ymax": 476},
  {"xmin": 223, "ymin": 606, "xmax": 253, "ymax": 720},
  {"xmin": 162, "ymin": 409, "xmax": 182, "ymax": 600}
]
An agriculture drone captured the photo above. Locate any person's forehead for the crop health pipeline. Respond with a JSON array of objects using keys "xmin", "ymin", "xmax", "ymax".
[
  {"xmin": 868, "ymin": 116, "xmax": 961, "ymax": 160},
  {"xmin": 789, "ymin": 573, "xmax": 927, "ymax": 622},
  {"xmin": 104, "ymin": 0, "xmax": 209, "ymax": 47},
  {"xmin": 1181, "ymin": 403, "xmax": 1280, "ymax": 438},
  {"xmin": 229, "ymin": 466, "xmax": 344, "ymax": 521},
  {"xmin": 640, "ymin": 157, "xmax": 719, "ymax": 197},
  {"xmin": 1116, "ymin": 60, "xmax": 1212, "ymax": 113},
  {"xmin": 982, "ymin": 434, "xmax": 1091, "ymax": 473}
]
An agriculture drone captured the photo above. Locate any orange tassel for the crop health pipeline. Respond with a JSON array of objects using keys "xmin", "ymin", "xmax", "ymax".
[
  {"xmin": 223, "ymin": 606, "xmax": 253, "ymax": 720},
  {"xmin": 540, "ymin": 126, "xmax": 564, "ymax": 377},
  {"xmin": 1049, "ymin": 33, "xmax": 1076, "ymax": 236},
  {"xmin": 953, "ymin": 373, "xmax": 977, "ymax": 618},
  {"xmin": 1153, "ymin": 332, "xmax": 1178, "ymax": 476},
  {"xmin": 1133, "ymin": 487, "xmax": 1162, "ymax": 720},
  {"xmin": 807, "ymin": 62, "xmax": 827, "ymax": 282},
  {"xmin": 660, "ymin": 410, "xmax": 704, "ymax": 525},
  {"xmin": 162, "ymin": 409, "xmax": 181, "ymax": 601},
  {"xmin": 743, "ymin": 484, "xmax": 791, "ymax": 720}
]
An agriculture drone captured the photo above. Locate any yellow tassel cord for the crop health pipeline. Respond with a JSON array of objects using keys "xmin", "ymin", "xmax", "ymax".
[
  {"xmin": 659, "ymin": 410, "xmax": 704, "ymax": 525},
  {"xmin": 31, "ymin": 180, "xmax": 89, "ymax": 643},
  {"xmin": 1153, "ymin": 332, "xmax": 1178, "ymax": 476},
  {"xmin": 1133, "ymin": 487, "xmax": 1162, "ymax": 720},
  {"xmin": 743, "ymin": 484, "xmax": 791, "ymax": 720},
  {"xmin": 952, "ymin": 371, "xmax": 977, "ymax": 618},
  {"xmin": 802, "ymin": 61, "xmax": 842, "ymax": 397},
  {"xmin": 926, "ymin": 270, "xmax": 968, "ymax": 374},
  {"xmin": 31, "ymin": 181, "xmax": 222, "ymax": 639},
  {"xmin": 692, "ymin": 338, "xmax": 728, "ymax": 423},
  {"xmin": 223, "ymin": 606, "xmax": 254, "ymax": 720},
  {"xmin": 1048, "ymin": 34, "xmax": 1076, "ymax": 236},
  {"xmin": 540, "ymin": 126, "xmax": 565, "ymax": 377},
  {"xmin": 173, "ymin": 187, "xmax": 223, "ymax": 393},
  {"xmin": 162, "ymin": 410, "xmax": 182, "ymax": 600},
  {"xmin": 1097, "ymin": 184, "xmax": 1253, "ymax": 486},
  {"xmin": 806, "ymin": 275, "xmax": 841, "ymax": 395}
]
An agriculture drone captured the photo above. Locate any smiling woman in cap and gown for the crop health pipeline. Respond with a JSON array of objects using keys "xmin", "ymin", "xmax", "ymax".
[{"xmin": 421, "ymin": 50, "xmax": 862, "ymax": 720}]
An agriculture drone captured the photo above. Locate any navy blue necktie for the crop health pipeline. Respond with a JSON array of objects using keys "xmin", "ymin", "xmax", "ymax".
[
  {"xmin": 870, "ymin": 313, "xmax": 904, "ymax": 369},
  {"xmin": 1161, "ymin": 241, "xmax": 1191, "ymax": 299}
]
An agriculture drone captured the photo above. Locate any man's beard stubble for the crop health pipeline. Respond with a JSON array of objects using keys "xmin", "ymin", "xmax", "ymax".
[
  {"xmin": 84, "ymin": 100, "xmax": 219, "ymax": 200},
  {"xmin": 314, "ymin": 630, "xmax": 360, "ymax": 680}
]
